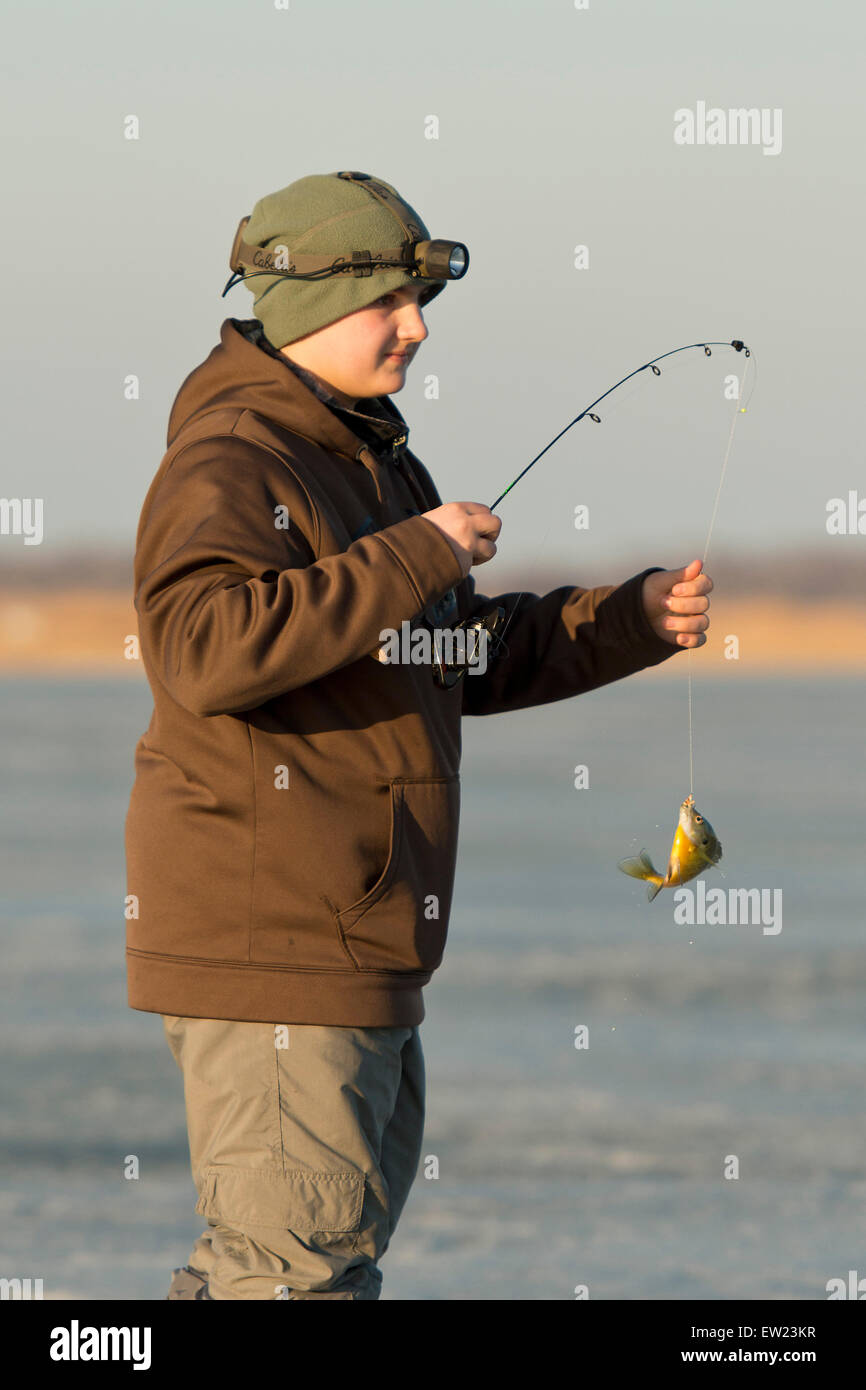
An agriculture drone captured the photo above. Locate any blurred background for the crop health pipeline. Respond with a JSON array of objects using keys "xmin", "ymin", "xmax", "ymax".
[{"xmin": 1, "ymin": 0, "xmax": 864, "ymax": 1299}]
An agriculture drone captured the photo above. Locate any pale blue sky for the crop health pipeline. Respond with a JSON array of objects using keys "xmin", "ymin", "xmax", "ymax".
[{"xmin": 2, "ymin": 0, "xmax": 863, "ymax": 577}]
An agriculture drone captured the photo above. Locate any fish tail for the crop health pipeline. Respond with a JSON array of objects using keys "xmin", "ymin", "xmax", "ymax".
[{"xmin": 618, "ymin": 849, "xmax": 663, "ymax": 892}]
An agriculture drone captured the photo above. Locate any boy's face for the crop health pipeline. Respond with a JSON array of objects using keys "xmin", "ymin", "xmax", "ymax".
[{"xmin": 279, "ymin": 283, "xmax": 430, "ymax": 409}]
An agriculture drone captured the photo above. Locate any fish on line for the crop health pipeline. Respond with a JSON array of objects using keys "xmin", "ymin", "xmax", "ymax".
[{"xmin": 618, "ymin": 793, "xmax": 722, "ymax": 902}]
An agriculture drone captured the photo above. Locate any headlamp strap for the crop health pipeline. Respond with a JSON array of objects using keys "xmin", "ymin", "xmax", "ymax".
[{"xmin": 228, "ymin": 218, "xmax": 416, "ymax": 281}]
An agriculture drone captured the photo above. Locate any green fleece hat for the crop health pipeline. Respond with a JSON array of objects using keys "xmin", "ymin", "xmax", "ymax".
[{"xmin": 239, "ymin": 171, "xmax": 449, "ymax": 348}]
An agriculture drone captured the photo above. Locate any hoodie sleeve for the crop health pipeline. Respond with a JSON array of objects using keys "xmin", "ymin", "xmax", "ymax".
[
  {"xmin": 459, "ymin": 567, "xmax": 682, "ymax": 717},
  {"xmin": 134, "ymin": 438, "xmax": 465, "ymax": 717}
]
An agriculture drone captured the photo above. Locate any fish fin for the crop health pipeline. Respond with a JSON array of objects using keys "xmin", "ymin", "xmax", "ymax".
[
  {"xmin": 646, "ymin": 879, "xmax": 664, "ymax": 902},
  {"xmin": 618, "ymin": 850, "xmax": 656, "ymax": 880}
]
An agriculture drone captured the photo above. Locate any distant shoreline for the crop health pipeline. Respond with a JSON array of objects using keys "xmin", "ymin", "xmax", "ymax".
[{"xmin": 1, "ymin": 589, "xmax": 864, "ymax": 675}]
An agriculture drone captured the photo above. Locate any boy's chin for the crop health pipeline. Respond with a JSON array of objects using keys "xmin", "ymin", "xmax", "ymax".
[{"xmin": 373, "ymin": 364, "xmax": 407, "ymax": 393}]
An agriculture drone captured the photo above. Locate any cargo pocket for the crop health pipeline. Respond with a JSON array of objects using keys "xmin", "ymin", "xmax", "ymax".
[
  {"xmin": 331, "ymin": 775, "xmax": 460, "ymax": 975},
  {"xmin": 195, "ymin": 1165, "xmax": 365, "ymax": 1236}
]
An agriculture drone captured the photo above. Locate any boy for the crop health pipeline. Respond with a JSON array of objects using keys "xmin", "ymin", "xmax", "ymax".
[{"xmin": 124, "ymin": 170, "xmax": 712, "ymax": 1300}]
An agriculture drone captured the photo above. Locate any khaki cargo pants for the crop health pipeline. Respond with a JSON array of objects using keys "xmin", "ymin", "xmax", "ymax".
[{"xmin": 161, "ymin": 1015, "xmax": 425, "ymax": 1300}]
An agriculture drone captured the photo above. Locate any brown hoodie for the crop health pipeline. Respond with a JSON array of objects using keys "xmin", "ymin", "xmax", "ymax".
[{"xmin": 124, "ymin": 317, "xmax": 680, "ymax": 1026}]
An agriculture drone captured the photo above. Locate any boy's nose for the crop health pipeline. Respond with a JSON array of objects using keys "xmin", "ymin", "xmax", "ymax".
[{"xmin": 396, "ymin": 303, "xmax": 428, "ymax": 343}]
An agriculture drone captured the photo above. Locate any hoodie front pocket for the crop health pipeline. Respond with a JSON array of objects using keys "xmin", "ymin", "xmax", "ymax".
[{"xmin": 332, "ymin": 776, "xmax": 460, "ymax": 975}]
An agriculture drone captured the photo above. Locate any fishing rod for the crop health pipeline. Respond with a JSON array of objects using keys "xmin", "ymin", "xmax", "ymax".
[
  {"xmin": 488, "ymin": 339, "xmax": 751, "ymax": 511},
  {"xmin": 445, "ymin": 339, "xmax": 754, "ymax": 690}
]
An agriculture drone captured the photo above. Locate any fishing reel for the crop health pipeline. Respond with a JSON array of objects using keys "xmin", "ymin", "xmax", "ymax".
[
  {"xmin": 222, "ymin": 171, "xmax": 469, "ymax": 297},
  {"xmin": 432, "ymin": 608, "xmax": 507, "ymax": 689},
  {"xmin": 370, "ymin": 608, "xmax": 508, "ymax": 688}
]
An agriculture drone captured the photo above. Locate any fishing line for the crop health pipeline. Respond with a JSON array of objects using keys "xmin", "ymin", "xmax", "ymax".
[
  {"xmin": 701, "ymin": 350, "xmax": 755, "ymax": 568},
  {"xmin": 686, "ymin": 348, "xmax": 755, "ymax": 797}
]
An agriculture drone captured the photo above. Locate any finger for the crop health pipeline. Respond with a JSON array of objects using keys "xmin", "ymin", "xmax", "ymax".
[
  {"xmin": 677, "ymin": 558, "xmax": 703, "ymax": 582},
  {"xmin": 665, "ymin": 596, "xmax": 709, "ymax": 615},
  {"xmin": 676, "ymin": 631, "xmax": 707, "ymax": 648},
  {"xmin": 671, "ymin": 574, "xmax": 713, "ymax": 596},
  {"xmin": 665, "ymin": 614, "xmax": 709, "ymax": 633}
]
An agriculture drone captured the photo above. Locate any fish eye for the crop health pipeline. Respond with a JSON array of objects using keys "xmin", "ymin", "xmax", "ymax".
[{"xmin": 695, "ymin": 814, "xmax": 703, "ymax": 823}]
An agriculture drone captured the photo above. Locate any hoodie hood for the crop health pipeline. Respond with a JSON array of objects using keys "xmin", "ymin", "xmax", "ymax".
[{"xmin": 167, "ymin": 317, "xmax": 412, "ymax": 467}]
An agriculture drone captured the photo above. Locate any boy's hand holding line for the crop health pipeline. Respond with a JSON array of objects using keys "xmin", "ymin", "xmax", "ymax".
[
  {"xmin": 423, "ymin": 501, "xmax": 502, "ymax": 577},
  {"xmin": 641, "ymin": 558, "xmax": 714, "ymax": 648}
]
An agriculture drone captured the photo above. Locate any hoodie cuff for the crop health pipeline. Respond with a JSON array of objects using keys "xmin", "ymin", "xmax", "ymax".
[
  {"xmin": 609, "ymin": 566, "xmax": 684, "ymax": 666},
  {"xmin": 373, "ymin": 514, "xmax": 466, "ymax": 610}
]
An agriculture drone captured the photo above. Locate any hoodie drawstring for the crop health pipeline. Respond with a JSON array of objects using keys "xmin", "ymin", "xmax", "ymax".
[{"xmin": 356, "ymin": 445, "xmax": 387, "ymax": 508}]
